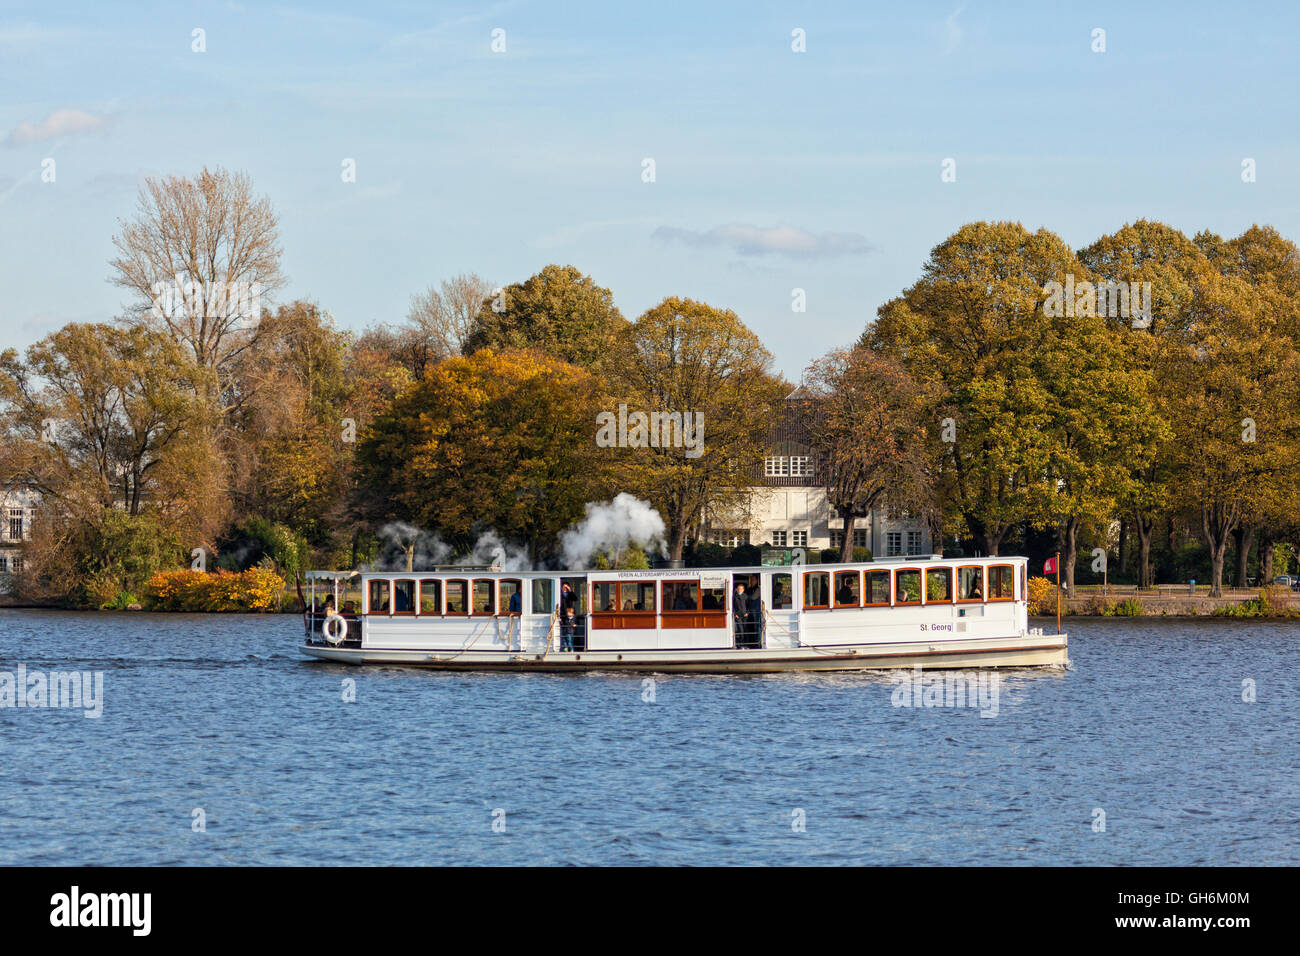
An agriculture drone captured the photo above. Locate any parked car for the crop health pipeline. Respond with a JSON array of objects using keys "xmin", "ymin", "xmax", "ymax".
[{"xmin": 1272, "ymin": 575, "xmax": 1296, "ymax": 589}]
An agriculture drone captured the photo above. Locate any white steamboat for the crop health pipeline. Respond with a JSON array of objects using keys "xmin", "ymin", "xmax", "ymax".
[{"xmin": 300, "ymin": 555, "xmax": 1067, "ymax": 673}]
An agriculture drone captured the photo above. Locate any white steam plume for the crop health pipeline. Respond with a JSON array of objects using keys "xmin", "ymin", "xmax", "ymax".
[{"xmin": 559, "ymin": 493, "xmax": 667, "ymax": 570}]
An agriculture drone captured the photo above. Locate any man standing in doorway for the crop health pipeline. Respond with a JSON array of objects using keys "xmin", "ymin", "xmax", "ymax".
[{"xmin": 732, "ymin": 582, "xmax": 749, "ymax": 649}]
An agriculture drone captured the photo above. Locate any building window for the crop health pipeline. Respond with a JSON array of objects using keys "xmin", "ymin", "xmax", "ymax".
[
  {"xmin": 12, "ymin": 556, "xmax": 23, "ymax": 574},
  {"xmin": 0, "ymin": 556, "xmax": 7, "ymax": 573},
  {"xmin": 765, "ymin": 455, "xmax": 813, "ymax": 478},
  {"xmin": 710, "ymin": 530, "xmax": 748, "ymax": 549},
  {"xmin": 906, "ymin": 531, "xmax": 923, "ymax": 555},
  {"xmin": 8, "ymin": 509, "xmax": 23, "ymax": 541},
  {"xmin": 886, "ymin": 532, "xmax": 902, "ymax": 557},
  {"xmin": 771, "ymin": 531, "xmax": 787, "ymax": 547},
  {"xmin": 791, "ymin": 530, "xmax": 808, "ymax": 547},
  {"xmin": 828, "ymin": 530, "xmax": 843, "ymax": 550},
  {"xmin": 854, "ymin": 529, "xmax": 868, "ymax": 548}
]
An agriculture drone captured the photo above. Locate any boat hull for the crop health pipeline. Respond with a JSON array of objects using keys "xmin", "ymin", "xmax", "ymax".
[{"xmin": 299, "ymin": 633, "xmax": 1068, "ymax": 673}]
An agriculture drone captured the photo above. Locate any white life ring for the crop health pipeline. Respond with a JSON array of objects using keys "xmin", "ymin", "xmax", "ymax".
[{"xmin": 323, "ymin": 614, "xmax": 348, "ymax": 645}]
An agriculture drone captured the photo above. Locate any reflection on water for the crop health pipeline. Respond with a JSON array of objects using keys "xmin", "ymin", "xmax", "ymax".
[{"xmin": 0, "ymin": 611, "xmax": 1296, "ymax": 865}]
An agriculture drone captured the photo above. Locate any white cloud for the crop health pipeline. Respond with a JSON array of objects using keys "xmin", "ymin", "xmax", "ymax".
[
  {"xmin": 653, "ymin": 223, "xmax": 873, "ymax": 259},
  {"xmin": 3, "ymin": 109, "xmax": 108, "ymax": 147}
]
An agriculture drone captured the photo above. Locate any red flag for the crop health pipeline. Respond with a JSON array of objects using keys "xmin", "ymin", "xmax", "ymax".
[{"xmin": 1043, "ymin": 556, "xmax": 1058, "ymax": 575}]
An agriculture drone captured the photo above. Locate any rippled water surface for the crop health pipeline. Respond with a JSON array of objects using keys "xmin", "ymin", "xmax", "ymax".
[{"xmin": 0, "ymin": 611, "xmax": 1296, "ymax": 865}]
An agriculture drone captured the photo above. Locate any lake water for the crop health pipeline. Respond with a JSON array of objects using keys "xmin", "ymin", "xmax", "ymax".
[{"xmin": 0, "ymin": 611, "xmax": 1296, "ymax": 865}]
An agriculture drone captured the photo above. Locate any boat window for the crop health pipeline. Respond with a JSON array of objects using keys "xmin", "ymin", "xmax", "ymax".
[
  {"xmin": 895, "ymin": 568, "xmax": 921, "ymax": 605},
  {"xmin": 957, "ymin": 566, "xmax": 984, "ymax": 602},
  {"xmin": 531, "ymin": 579, "xmax": 554, "ymax": 615},
  {"xmin": 924, "ymin": 568, "xmax": 952, "ymax": 604},
  {"xmin": 590, "ymin": 581, "xmax": 659, "ymax": 629},
  {"xmin": 593, "ymin": 582, "xmax": 618, "ymax": 612},
  {"xmin": 865, "ymin": 570, "xmax": 890, "ymax": 606},
  {"xmin": 988, "ymin": 564, "xmax": 1015, "ymax": 601},
  {"xmin": 663, "ymin": 581, "xmax": 700, "ymax": 612},
  {"xmin": 472, "ymin": 579, "xmax": 496, "ymax": 615},
  {"xmin": 622, "ymin": 582, "xmax": 656, "ymax": 612},
  {"xmin": 393, "ymin": 579, "xmax": 416, "ymax": 614},
  {"xmin": 833, "ymin": 571, "xmax": 861, "ymax": 607},
  {"xmin": 803, "ymin": 571, "xmax": 830, "ymax": 609},
  {"xmin": 500, "ymin": 579, "xmax": 522, "ymax": 614},
  {"xmin": 771, "ymin": 573, "xmax": 792, "ymax": 609},
  {"xmin": 445, "ymin": 579, "xmax": 468, "ymax": 615},
  {"xmin": 341, "ymin": 578, "xmax": 362, "ymax": 615},
  {"xmin": 368, "ymin": 579, "xmax": 390, "ymax": 614},
  {"xmin": 419, "ymin": 579, "xmax": 442, "ymax": 615}
]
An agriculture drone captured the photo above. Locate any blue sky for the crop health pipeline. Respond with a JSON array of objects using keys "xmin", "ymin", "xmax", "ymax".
[{"xmin": 2, "ymin": 0, "xmax": 1298, "ymax": 378}]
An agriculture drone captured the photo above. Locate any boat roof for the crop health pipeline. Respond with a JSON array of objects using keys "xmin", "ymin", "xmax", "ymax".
[{"xmin": 308, "ymin": 555, "xmax": 1029, "ymax": 580}]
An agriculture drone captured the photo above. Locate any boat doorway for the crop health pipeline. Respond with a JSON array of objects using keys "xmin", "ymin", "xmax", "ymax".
[
  {"xmin": 732, "ymin": 573, "xmax": 764, "ymax": 649},
  {"xmin": 560, "ymin": 576, "xmax": 588, "ymax": 652}
]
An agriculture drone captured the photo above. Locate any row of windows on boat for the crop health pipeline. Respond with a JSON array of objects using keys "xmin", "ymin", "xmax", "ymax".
[{"xmin": 317, "ymin": 565, "xmax": 1019, "ymax": 619}]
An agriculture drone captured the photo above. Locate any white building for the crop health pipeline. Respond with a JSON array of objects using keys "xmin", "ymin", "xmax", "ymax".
[
  {"xmin": 0, "ymin": 486, "xmax": 37, "ymax": 585},
  {"xmin": 702, "ymin": 393, "xmax": 932, "ymax": 557}
]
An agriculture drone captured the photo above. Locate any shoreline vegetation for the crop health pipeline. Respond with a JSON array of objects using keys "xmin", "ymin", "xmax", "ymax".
[{"xmin": 3, "ymin": 168, "xmax": 1300, "ymax": 613}]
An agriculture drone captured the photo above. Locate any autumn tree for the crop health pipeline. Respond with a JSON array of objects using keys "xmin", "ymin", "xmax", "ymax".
[
  {"xmin": 0, "ymin": 324, "xmax": 218, "ymax": 604},
  {"xmin": 802, "ymin": 348, "xmax": 932, "ymax": 562},
  {"xmin": 226, "ymin": 302, "xmax": 354, "ymax": 545},
  {"xmin": 1196, "ymin": 226, "xmax": 1300, "ymax": 585},
  {"xmin": 864, "ymin": 222, "xmax": 1163, "ymax": 588},
  {"xmin": 1077, "ymin": 220, "xmax": 1204, "ymax": 588},
  {"xmin": 407, "ymin": 273, "xmax": 494, "ymax": 360},
  {"xmin": 109, "ymin": 166, "xmax": 285, "ymax": 396},
  {"xmin": 462, "ymin": 264, "xmax": 624, "ymax": 368},
  {"xmin": 356, "ymin": 349, "xmax": 608, "ymax": 562},
  {"xmin": 1170, "ymin": 264, "xmax": 1300, "ymax": 595},
  {"xmin": 604, "ymin": 297, "xmax": 783, "ymax": 561}
]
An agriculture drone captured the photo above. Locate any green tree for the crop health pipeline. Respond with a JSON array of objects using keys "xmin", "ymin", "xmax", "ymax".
[
  {"xmin": 604, "ymin": 297, "xmax": 783, "ymax": 561},
  {"xmin": 462, "ymin": 264, "xmax": 624, "ymax": 368}
]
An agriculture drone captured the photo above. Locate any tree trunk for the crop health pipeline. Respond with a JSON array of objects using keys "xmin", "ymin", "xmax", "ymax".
[
  {"xmin": 668, "ymin": 523, "xmax": 686, "ymax": 562},
  {"xmin": 1062, "ymin": 517, "xmax": 1079, "ymax": 594},
  {"xmin": 1260, "ymin": 532, "xmax": 1276, "ymax": 583},
  {"xmin": 1118, "ymin": 516, "xmax": 1129, "ymax": 575},
  {"xmin": 1135, "ymin": 513, "xmax": 1154, "ymax": 590},
  {"xmin": 1208, "ymin": 542, "xmax": 1227, "ymax": 598},
  {"xmin": 1234, "ymin": 524, "xmax": 1256, "ymax": 588},
  {"xmin": 1202, "ymin": 505, "xmax": 1236, "ymax": 598},
  {"xmin": 839, "ymin": 511, "xmax": 857, "ymax": 563}
]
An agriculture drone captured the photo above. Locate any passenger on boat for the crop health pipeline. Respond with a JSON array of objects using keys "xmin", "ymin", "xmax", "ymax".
[
  {"xmin": 772, "ymin": 579, "xmax": 790, "ymax": 610},
  {"xmin": 745, "ymin": 575, "xmax": 762, "ymax": 647},
  {"xmin": 732, "ymin": 583, "xmax": 749, "ymax": 645},
  {"xmin": 559, "ymin": 582, "xmax": 577, "ymax": 617},
  {"xmin": 560, "ymin": 607, "xmax": 577, "ymax": 652},
  {"xmin": 394, "ymin": 588, "xmax": 410, "ymax": 613},
  {"xmin": 672, "ymin": 590, "xmax": 693, "ymax": 610},
  {"xmin": 508, "ymin": 590, "xmax": 522, "ymax": 614}
]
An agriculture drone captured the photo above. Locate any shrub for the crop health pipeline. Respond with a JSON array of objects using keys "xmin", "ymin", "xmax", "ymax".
[
  {"xmin": 1107, "ymin": 597, "xmax": 1144, "ymax": 617},
  {"xmin": 1026, "ymin": 576, "xmax": 1056, "ymax": 615},
  {"xmin": 1215, "ymin": 587, "xmax": 1299, "ymax": 619},
  {"xmin": 146, "ymin": 568, "xmax": 286, "ymax": 612},
  {"xmin": 215, "ymin": 519, "xmax": 309, "ymax": 575}
]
